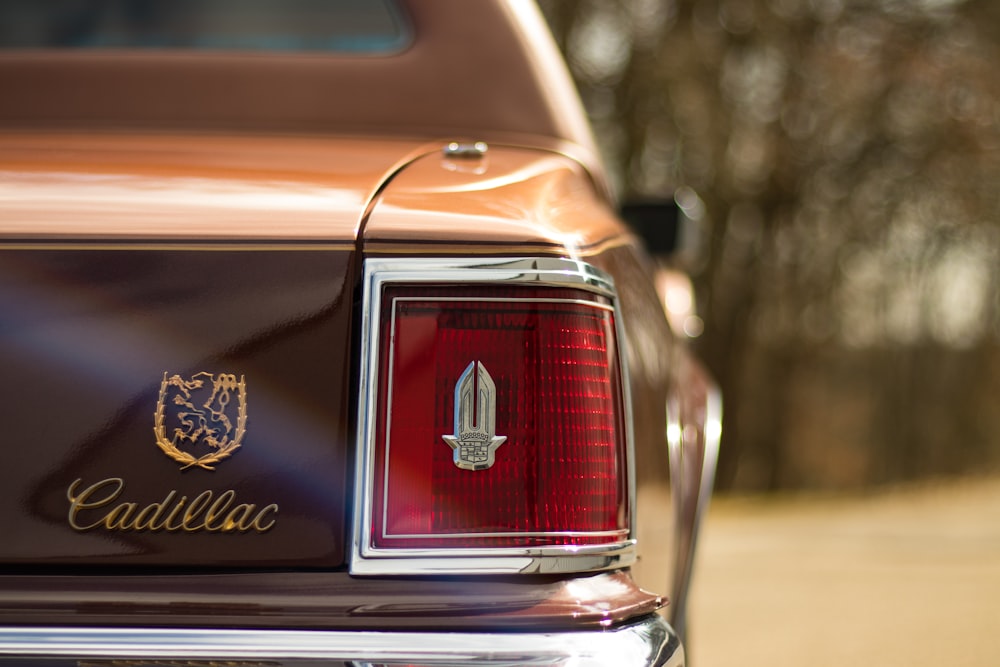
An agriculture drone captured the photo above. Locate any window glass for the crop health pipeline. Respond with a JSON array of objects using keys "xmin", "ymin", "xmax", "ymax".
[{"xmin": 0, "ymin": 0, "xmax": 410, "ymax": 53}]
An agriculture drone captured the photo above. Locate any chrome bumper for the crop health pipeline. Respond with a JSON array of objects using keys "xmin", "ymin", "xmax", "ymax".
[{"xmin": 0, "ymin": 614, "xmax": 682, "ymax": 666}]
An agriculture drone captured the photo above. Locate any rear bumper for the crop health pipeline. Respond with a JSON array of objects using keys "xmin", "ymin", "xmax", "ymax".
[{"xmin": 0, "ymin": 614, "xmax": 682, "ymax": 666}]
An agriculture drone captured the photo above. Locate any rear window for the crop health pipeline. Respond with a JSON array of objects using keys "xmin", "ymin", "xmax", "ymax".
[{"xmin": 0, "ymin": 0, "xmax": 410, "ymax": 53}]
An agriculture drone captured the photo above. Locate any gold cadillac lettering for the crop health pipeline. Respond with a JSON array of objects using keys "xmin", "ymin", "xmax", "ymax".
[
  {"xmin": 66, "ymin": 477, "xmax": 278, "ymax": 533},
  {"xmin": 65, "ymin": 371, "xmax": 279, "ymax": 534}
]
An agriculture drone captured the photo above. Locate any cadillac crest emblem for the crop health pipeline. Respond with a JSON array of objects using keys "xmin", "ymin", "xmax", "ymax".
[
  {"xmin": 442, "ymin": 361, "xmax": 506, "ymax": 471},
  {"xmin": 154, "ymin": 372, "xmax": 248, "ymax": 471}
]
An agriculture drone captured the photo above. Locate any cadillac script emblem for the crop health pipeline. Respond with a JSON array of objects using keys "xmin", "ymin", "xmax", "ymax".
[
  {"xmin": 154, "ymin": 372, "xmax": 247, "ymax": 471},
  {"xmin": 442, "ymin": 361, "xmax": 506, "ymax": 471}
]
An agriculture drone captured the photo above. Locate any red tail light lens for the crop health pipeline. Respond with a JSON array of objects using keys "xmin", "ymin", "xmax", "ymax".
[{"xmin": 370, "ymin": 284, "xmax": 629, "ymax": 550}]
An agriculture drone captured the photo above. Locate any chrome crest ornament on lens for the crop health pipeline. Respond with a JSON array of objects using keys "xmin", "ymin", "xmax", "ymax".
[{"xmin": 442, "ymin": 361, "xmax": 506, "ymax": 471}]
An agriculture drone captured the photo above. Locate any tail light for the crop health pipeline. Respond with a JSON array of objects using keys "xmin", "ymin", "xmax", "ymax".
[{"xmin": 351, "ymin": 258, "xmax": 635, "ymax": 575}]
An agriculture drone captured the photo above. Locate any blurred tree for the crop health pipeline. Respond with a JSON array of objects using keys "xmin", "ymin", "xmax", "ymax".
[{"xmin": 541, "ymin": 0, "xmax": 1000, "ymax": 490}]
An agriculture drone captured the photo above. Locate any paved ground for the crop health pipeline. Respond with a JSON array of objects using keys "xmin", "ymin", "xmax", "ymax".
[{"xmin": 687, "ymin": 476, "xmax": 1000, "ymax": 666}]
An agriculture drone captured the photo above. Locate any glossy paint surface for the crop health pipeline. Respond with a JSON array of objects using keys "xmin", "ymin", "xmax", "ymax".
[
  {"xmin": 0, "ymin": 133, "xmax": 427, "ymax": 567},
  {"xmin": 0, "ymin": 132, "xmax": 434, "ymax": 240},
  {"xmin": 0, "ymin": 0, "xmax": 684, "ymax": 627},
  {"xmin": 0, "ymin": 1, "xmax": 607, "ymax": 196},
  {"xmin": 0, "ymin": 571, "xmax": 660, "ymax": 631},
  {"xmin": 0, "ymin": 246, "xmax": 354, "ymax": 566},
  {"xmin": 0, "ymin": 128, "xmax": 678, "ymax": 630},
  {"xmin": 364, "ymin": 145, "xmax": 622, "ymax": 255}
]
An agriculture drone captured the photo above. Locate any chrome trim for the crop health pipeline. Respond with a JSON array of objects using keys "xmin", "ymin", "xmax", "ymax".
[
  {"xmin": 351, "ymin": 257, "xmax": 637, "ymax": 576},
  {"xmin": 0, "ymin": 615, "xmax": 682, "ymax": 666},
  {"xmin": 442, "ymin": 360, "xmax": 507, "ymax": 471},
  {"xmin": 352, "ymin": 547, "xmax": 636, "ymax": 576},
  {"xmin": 443, "ymin": 140, "xmax": 489, "ymax": 157},
  {"xmin": 382, "ymin": 529, "xmax": 629, "ymax": 540},
  {"xmin": 666, "ymin": 383, "xmax": 722, "ymax": 641},
  {"xmin": 392, "ymin": 295, "xmax": 617, "ymax": 310},
  {"xmin": 364, "ymin": 257, "xmax": 618, "ymax": 296}
]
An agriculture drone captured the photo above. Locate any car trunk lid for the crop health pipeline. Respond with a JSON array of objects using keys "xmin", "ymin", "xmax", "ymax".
[{"xmin": 0, "ymin": 132, "xmax": 430, "ymax": 567}]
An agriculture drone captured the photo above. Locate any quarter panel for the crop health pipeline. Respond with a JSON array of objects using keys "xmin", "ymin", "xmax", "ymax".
[{"xmin": 363, "ymin": 145, "xmax": 620, "ymax": 254}]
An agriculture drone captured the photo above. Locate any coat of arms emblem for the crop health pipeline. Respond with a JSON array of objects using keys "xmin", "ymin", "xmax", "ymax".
[
  {"xmin": 442, "ymin": 361, "xmax": 506, "ymax": 471},
  {"xmin": 154, "ymin": 372, "xmax": 248, "ymax": 470}
]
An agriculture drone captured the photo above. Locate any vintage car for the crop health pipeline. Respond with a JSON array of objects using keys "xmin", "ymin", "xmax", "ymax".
[{"xmin": 0, "ymin": 1, "xmax": 719, "ymax": 665}]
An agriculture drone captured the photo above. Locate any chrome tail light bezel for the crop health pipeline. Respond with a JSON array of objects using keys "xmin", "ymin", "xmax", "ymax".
[{"xmin": 350, "ymin": 257, "xmax": 637, "ymax": 576}]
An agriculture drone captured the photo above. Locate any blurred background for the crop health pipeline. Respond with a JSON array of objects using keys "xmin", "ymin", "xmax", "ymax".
[
  {"xmin": 538, "ymin": 1, "xmax": 1000, "ymax": 664},
  {"xmin": 539, "ymin": 0, "xmax": 999, "ymax": 493}
]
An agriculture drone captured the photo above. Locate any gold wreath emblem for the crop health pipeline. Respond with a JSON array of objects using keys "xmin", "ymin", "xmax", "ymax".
[{"xmin": 153, "ymin": 372, "xmax": 248, "ymax": 471}]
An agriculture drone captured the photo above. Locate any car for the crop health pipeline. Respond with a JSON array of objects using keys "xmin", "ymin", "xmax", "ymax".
[{"xmin": 0, "ymin": 1, "xmax": 719, "ymax": 665}]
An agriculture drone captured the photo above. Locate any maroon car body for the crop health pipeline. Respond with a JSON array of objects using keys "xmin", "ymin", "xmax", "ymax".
[{"xmin": 0, "ymin": 1, "xmax": 719, "ymax": 665}]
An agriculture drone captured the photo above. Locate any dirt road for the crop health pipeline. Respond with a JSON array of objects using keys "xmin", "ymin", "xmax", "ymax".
[{"xmin": 687, "ymin": 476, "xmax": 1000, "ymax": 666}]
